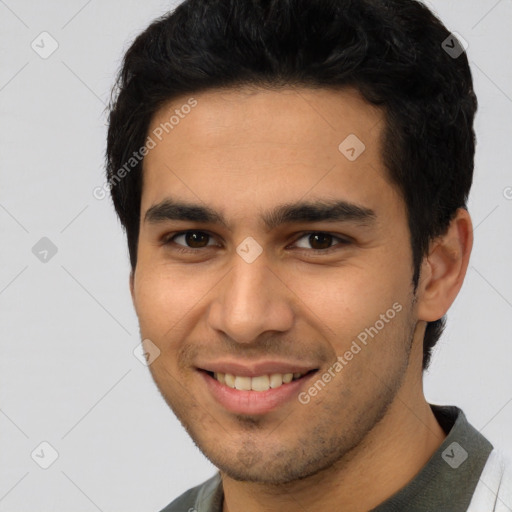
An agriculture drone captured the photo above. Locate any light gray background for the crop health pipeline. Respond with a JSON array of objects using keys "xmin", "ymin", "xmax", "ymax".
[{"xmin": 1, "ymin": 1, "xmax": 511, "ymax": 510}]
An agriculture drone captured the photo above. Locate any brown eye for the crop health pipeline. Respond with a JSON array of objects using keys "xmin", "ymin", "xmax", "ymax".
[
  {"xmin": 308, "ymin": 233, "xmax": 333, "ymax": 250},
  {"xmin": 293, "ymin": 232, "xmax": 351, "ymax": 251},
  {"xmin": 170, "ymin": 231, "xmax": 216, "ymax": 249},
  {"xmin": 184, "ymin": 231, "xmax": 210, "ymax": 248}
]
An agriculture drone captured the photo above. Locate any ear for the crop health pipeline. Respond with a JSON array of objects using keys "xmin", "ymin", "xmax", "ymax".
[
  {"xmin": 416, "ymin": 208, "xmax": 473, "ymax": 322},
  {"xmin": 129, "ymin": 270, "xmax": 136, "ymax": 307}
]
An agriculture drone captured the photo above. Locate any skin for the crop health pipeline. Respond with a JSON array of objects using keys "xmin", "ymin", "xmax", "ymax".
[{"xmin": 130, "ymin": 87, "xmax": 473, "ymax": 511}]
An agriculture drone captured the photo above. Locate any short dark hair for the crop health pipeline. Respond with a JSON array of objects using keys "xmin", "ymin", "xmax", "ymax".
[{"xmin": 106, "ymin": 0, "xmax": 477, "ymax": 370}]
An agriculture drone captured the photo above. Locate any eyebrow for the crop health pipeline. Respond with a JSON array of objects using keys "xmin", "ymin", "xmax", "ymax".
[{"xmin": 144, "ymin": 198, "xmax": 376, "ymax": 230}]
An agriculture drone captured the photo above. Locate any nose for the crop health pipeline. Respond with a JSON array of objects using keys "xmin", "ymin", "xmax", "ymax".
[{"xmin": 206, "ymin": 253, "xmax": 295, "ymax": 344}]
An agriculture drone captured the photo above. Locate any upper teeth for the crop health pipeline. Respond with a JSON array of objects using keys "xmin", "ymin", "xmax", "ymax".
[{"xmin": 214, "ymin": 372, "xmax": 304, "ymax": 391}]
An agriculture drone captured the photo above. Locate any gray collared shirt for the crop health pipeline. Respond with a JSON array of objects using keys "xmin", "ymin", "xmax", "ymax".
[{"xmin": 159, "ymin": 405, "xmax": 493, "ymax": 512}]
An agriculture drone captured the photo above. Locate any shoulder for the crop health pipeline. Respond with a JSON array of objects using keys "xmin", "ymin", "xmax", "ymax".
[
  {"xmin": 468, "ymin": 449, "xmax": 512, "ymax": 512},
  {"xmin": 158, "ymin": 473, "xmax": 222, "ymax": 512}
]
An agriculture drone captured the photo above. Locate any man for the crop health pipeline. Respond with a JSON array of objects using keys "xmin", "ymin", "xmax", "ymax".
[{"xmin": 106, "ymin": 0, "xmax": 512, "ymax": 510}]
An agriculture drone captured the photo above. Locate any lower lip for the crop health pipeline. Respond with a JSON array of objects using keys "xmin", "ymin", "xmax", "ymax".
[{"xmin": 200, "ymin": 371, "xmax": 315, "ymax": 415}]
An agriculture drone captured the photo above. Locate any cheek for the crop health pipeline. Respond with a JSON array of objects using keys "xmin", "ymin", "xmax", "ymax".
[
  {"xmin": 287, "ymin": 262, "xmax": 409, "ymax": 343},
  {"xmin": 132, "ymin": 266, "xmax": 200, "ymax": 338}
]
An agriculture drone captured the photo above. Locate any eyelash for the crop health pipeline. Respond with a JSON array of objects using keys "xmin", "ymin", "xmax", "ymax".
[{"xmin": 162, "ymin": 230, "xmax": 352, "ymax": 255}]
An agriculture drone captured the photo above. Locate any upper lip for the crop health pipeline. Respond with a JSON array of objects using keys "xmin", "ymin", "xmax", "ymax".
[{"xmin": 197, "ymin": 360, "xmax": 318, "ymax": 377}]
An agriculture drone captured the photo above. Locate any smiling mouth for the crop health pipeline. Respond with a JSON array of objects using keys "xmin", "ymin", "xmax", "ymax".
[{"xmin": 204, "ymin": 370, "xmax": 317, "ymax": 392}]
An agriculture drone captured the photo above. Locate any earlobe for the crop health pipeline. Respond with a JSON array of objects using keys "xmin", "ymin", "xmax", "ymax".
[{"xmin": 416, "ymin": 208, "xmax": 473, "ymax": 322}]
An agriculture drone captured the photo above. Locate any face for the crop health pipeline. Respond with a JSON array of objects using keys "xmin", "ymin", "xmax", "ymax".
[{"xmin": 131, "ymin": 87, "xmax": 421, "ymax": 484}]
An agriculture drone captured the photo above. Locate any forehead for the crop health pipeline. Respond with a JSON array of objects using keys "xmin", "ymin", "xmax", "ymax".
[
  {"xmin": 141, "ymin": 86, "xmax": 401, "ymax": 221},
  {"xmin": 147, "ymin": 86, "xmax": 383, "ymax": 152}
]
